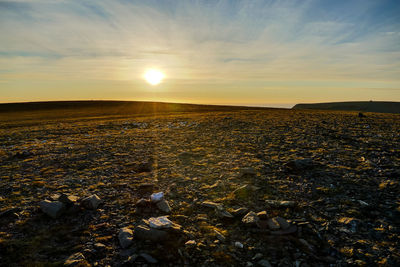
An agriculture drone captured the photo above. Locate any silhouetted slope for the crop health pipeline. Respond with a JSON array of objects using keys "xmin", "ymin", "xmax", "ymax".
[{"xmin": 293, "ymin": 101, "xmax": 400, "ymax": 114}]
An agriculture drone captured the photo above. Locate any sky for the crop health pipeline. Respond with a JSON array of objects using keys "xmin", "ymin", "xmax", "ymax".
[{"xmin": 1, "ymin": 0, "xmax": 400, "ymax": 107}]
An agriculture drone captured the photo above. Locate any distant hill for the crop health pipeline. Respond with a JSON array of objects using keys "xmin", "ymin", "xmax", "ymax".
[
  {"xmin": 292, "ymin": 101, "xmax": 400, "ymax": 114},
  {"xmin": 0, "ymin": 100, "xmax": 278, "ymax": 122}
]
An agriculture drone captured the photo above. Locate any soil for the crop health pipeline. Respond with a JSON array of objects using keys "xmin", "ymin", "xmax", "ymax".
[{"xmin": 0, "ymin": 108, "xmax": 399, "ymax": 266}]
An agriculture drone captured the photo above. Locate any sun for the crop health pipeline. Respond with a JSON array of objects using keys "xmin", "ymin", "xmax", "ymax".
[{"xmin": 144, "ymin": 69, "xmax": 165, "ymax": 85}]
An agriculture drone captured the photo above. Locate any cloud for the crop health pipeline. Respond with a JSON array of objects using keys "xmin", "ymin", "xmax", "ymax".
[{"xmin": 0, "ymin": 0, "xmax": 399, "ymax": 104}]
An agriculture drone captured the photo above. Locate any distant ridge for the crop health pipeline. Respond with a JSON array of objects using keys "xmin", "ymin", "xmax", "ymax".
[{"xmin": 292, "ymin": 101, "xmax": 400, "ymax": 114}]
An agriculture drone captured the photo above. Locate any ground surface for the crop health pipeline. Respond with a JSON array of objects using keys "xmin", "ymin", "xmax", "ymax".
[{"xmin": 0, "ymin": 108, "xmax": 399, "ymax": 266}]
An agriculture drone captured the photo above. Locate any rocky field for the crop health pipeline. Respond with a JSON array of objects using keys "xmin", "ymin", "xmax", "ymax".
[{"xmin": 0, "ymin": 109, "xmax": 399, "ymax": 266}]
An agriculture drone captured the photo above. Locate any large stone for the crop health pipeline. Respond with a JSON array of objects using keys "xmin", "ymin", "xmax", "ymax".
[
  {"xmin": 40, "ymin": 200, "xmax": 65, "ymax": 219},
  {"xmin": 81, "ymin": 194, "xmax": 101, "ymax": 210},
  {"xmin": 149, "ymin": 216, "xmax": 173, "ymax": 229},
  {"xmin": 156, "ymin": 199, "xmax": 171, "ymax": 213},
  {"xmin": 118, "ymin": 227, "xmax": 133, "ymax": 248},
  {"xmin": 134, "ymin": 224, "xmax": 168, "ymax": 242},
  {"xmin": 242, "ymin": 211, "xmax": 259, "ymax": 225},
  {"xmin": 58, "ymin": 194, "xmax": 79, "ymax": 206}
]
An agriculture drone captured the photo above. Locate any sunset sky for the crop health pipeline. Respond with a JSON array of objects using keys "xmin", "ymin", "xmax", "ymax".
[{"xmin": 1, "ymin": 0, "xmax": 399, "ymax": 107}]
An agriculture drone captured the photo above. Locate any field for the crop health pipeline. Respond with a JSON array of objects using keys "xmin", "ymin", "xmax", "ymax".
[{"xmin": 0, "ymin": 103, "xmax": 399, "ymax": 266}]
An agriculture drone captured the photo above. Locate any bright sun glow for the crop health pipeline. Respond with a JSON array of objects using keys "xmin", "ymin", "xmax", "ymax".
[{"xmin": 144, "ymin": 69, "xmax": 165, "ymax": 85}]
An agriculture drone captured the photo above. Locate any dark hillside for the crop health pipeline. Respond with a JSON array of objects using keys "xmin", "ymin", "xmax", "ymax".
[{"xmin": 293, "ymin": 101, "xmax": 400, "ymax": 114}]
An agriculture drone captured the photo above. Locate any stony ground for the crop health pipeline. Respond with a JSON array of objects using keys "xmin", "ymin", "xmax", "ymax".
[{"xmin": 0, "ymin": 109, "xmax": 399, "ymax": 266}]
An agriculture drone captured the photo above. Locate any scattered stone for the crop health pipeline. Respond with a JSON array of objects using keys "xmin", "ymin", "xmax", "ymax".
[
  {"xmin": 257, "ymin": 211, "xmax": 268, "ymax": 219},
  {"xmin": 235, "ymin": 241, "xmax": 244, "ymax": 249},
  {"xmin": 156, "ymin": 199, "xmax": 171, "ymax": 213},
  {"xmin": 81, "ymin": 194, "xmax": 101, "ymax": 210},
  {"xmin": 139, "ymin": 253, "xmax": 158, "ymax": 264},
  {"xmin": 265, "ymin": 200, "xmax": 296, "ymax": 208},
  {"xmin": 64, "ymin": 252, "xmax": 87, "ymax": 266},
  {"xmin": 40, "ymin": 200, "xmax": 65, "ymax": 219},
  {"xmin": 134, "ymin": 225, "xmax": 168, "ymax": 242},
  {"xmin": 150, "ymin": 192, "xmax": 164, "ymax": 203},
  {"xmin": 118, "ymin": 227, "xmax": 133, "ymax": 248},
  {"xmin": 214, "ymin": 230, "xmax": 226, "ymax": 242},
  {"xmin": 94, "ymin": 243, "xmax": 106, "ymax": 251},
  {"xmin": 266, "ymin": 218, "xmax": 280, "ymax": 230},
  {"xmin": 217, "ymin": 209, "xmax": 234, "ymax": 218},
  {"xmin": 338, "ymin": 217, "xmax": 360, "ymax": 233},
  {"xmin": 149, "ymin": 216, "xmax": 173, "ymax": 229},
  {"xmin": 274, "ymin": 216, "xmax": 290, "ymax": 230},
  {"xmin": 201, "ymin": 201, "xmax": 223, "ymax": 210},
  {"xmin": 196, "ymin": 214, "xmax": 208, "ymax": 221},
  {"xmin": 232, "ymin": 207, "xmax": 249, "ymax": 216},
  {"xmin": 185, "ymin": 240, "xmax": 196, "ymax": 247},
  {"xmin": 257, "ymin": 259, "xmax": 272, "ymax": 267},
  {"xmin": 242, "ymin": 211, "xmax": 260, "ymax": 225}
]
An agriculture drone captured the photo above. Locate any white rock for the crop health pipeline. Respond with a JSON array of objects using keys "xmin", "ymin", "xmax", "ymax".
[
  {"xmin": 148, "ymin": 216, "xmax": 173, "ymax": 229},
  {"xmin": 235, "ymin": 241, "xmax": 244, "ymax": 248},
  {"xmin": 150, "ymin": 192, "xmax": 164, "ymax": 203}
]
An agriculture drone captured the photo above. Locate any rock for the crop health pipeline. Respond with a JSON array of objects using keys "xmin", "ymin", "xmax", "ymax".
[
  {"xmin": 252, "ymin": 253, "xmax": 263, "ymax": 260},
  {"xmin": 156, "ymin": 199, "xmax": 171, "ymax": 213},
  {"xmin": 338, "ymin": 217, "xmax": 360, "ymax": 233},
  {"xmin": 0, "ymin": 207, "xmax": 21, "ymax": 219},
  {"xmin": 139, "ymin": 253, "xmax": 158, "ymax": 264},
  {"xmin": 81, "ymin": 194, "xmax": 101, "ymax": 210},
  {"xmin": 232, "ymin": 207, "xmax": 249, "ymax": 216},
  {"xmin": 185, "ymin": 240, "xmax": 196, "ymax": 247},
  {"xmin": 94, "ymin": 243, "xmax": 106, "ymax": 251},
  {"xmin": 134, "ymin": 224, "xmax": 168, "ymax": 242},
  {"xmin": 64, "ymin": 252, "xmax": 86, "ymax": 266},
  {"xmin": 118, "ymin": 227, "xmax": 133, "ymax": 248},
  {"xmin": 266, "ymin": 218, "xmax": 280, "ymax": 230},
  {"xmin": 257, "ymin": 211, "xmax": 268, "ymax": 220},
  {"xmin": 217, "ymin": 209, "xmax": 234, "ymax": 218},
  {"xmin": 274, "ymin": 216, "xmax": 290, "ymax": 230},
  {"xmin": 257, "ymin": 259, "xmax": 272, "ymax": 267},
  {"xmin": 150, "ymin": 192, "xmax": 164, "ymax": 203},
  {"xmin": 58, "ymin": 194, "xmax": 79, "ymax": 206},
  {"xmin": 40, "ymin": 200, "xmax": 65, "ymax": 219},
  {"xmin": 265, "ymin": 200, "xmax": 296, "ymax": 208},
  {"xmin": 235, "ymin": 241, "xmax": 244, "ymax": 248},
  {"xmin": 242, "ymin": 211, "xmax": 260, "ymax": 225},
  {"xmin": 214, "ymin": 230, "xmax": 226, "ymax": 242},
  {"xmin": 149, "ymin": 216, "xmax": 173, "ymax": 229},
  {"xmin": 201, "ymin": 201, "xmax": 223, "ymax": 210}
]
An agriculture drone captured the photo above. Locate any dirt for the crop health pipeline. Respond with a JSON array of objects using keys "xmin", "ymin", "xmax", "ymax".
[{"xmin": 0, "ymin": 109, "xmax": 399, "ymax": 266}]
